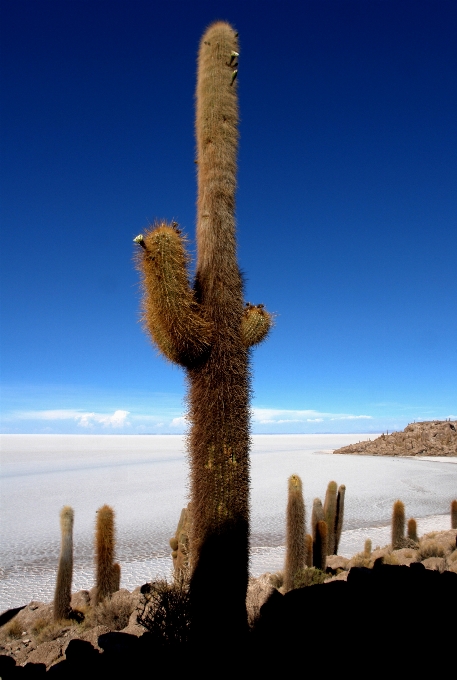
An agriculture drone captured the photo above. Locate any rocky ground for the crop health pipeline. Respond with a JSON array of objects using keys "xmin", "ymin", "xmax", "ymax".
[
  {"xmin": 1, "ymin": 528, "xmax": 456, "ymax": 671},
  {"xmin": 333, "ymin": 420, "xmax": 457, "ymax": 456}
]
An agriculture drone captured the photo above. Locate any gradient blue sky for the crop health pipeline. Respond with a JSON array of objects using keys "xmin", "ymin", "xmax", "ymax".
[{"xmin": 1, "ymin": 0, "xmax": 456, "ymax": 435}]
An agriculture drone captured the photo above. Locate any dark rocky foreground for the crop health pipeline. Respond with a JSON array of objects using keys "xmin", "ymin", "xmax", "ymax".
[
  {"xmin": 1, "ymin": 560, "xmax": 455, "ymax": 677},
  {"xmin": 334, "ymin": 419, "xmax": 457, "ymax": 456}
]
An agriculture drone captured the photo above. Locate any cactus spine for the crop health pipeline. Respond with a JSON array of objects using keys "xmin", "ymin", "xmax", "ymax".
[
  {"xmin": 324, "ymin": 481, "xmax": 338, "ymax": 555},
  {"xmin": 95, "ymin": 505, "xmax": 119, "ymax": 604},
  {"xmin": 284, "ymin": 475, "xmax": 306, "ymax": 592},
  {"xmin": 451, "ymin": 500, "xmax": 457, "ymax": 529},
  {"xmin": 391, "ymin": 500, "xmax": 405, "ymax": 549},
  {"xmin": 135, "ymin": 22, "xmax": 271, "ymax": 637},
  {"xmin": 53, "ymin": 506, "xmax": 74, "ymax": 621}
]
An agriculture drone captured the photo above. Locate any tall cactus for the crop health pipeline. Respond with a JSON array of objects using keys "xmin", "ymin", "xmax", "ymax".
[
  {"xmin": 53, "ymin": 506, "xmax": 74, "ymax": 621},
  {"xmin": 391, "ymin": 500, "xmax": 405, "ymax": 549},
  {"xmin": 334, "ymin": 483, "xmax": 346, "ymax": 554},
  {"xmin": 95, "ymin": 505, "xmax": 120, "ymax": 604},
  {"xmin": 135, "ymin": 22, "xmax": 271, "ymax": 637},
  {"xmin": 284, "ymin": 475, "xmax": 306, "ymax": 592},
  {"xmin": 323, "ymin": 480, "xmax": 338, "ymax": 555}
]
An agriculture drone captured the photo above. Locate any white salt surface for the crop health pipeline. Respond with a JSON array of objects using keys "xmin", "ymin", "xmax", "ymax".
[{"xmin": 1, "ymin": 434, "xmax": 456, "ymax": 611}]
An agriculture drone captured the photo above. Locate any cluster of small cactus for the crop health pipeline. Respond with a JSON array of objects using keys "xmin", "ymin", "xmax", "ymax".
[
  {"xmin": 311, "ymin": 481, "xmax": 345, "ymax": 569},
  {"xmin": 283, "ymin": 477, "xmax": 346, "ymax": 590},
  {"xmin": 392, "ymin": 498, "xmax": 457, "ymax": 549},
  {"xmin": 53, "ymin": 504, "xmax": 120, "ymax": 620}
]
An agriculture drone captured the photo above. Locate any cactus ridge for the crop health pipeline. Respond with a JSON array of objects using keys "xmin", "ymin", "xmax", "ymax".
[{"xmin": 241, "ymin": 304, "xmax": 273, "ymax": 347}]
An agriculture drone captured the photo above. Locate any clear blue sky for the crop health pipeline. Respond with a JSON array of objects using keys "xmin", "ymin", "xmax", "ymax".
[{"xmin": 1, "ymin": 0, "xmax": 456, "ymax": 435}]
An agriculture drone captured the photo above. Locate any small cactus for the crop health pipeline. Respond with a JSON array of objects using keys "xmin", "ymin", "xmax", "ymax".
[
  {"xmin": 53, "ymin": 506, "xmax": 74, "ymax": 621},
  {"xmin": 391, "ymin": 500, "xmax": 405, "ymax": 549},
  {"xmin": 364, "ymin": 538, "xmax": 372, "ymax": 557},
  {"xmin": 95, "ymin": 505, "xmax": 118, "ymax": 604},
  {"xmin": 451, "ymin": 500, "xmax": 457, "ymax": 530},
  {"xmin": 407, "ymin": 518, "xmax": 418, "ymax": 542},
  {"xmin": 283, "ymin": 475, "xmax": 306, "ymax": 592}
]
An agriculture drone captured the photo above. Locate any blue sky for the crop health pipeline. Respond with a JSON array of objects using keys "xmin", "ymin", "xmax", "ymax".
[{"xmin": 1, "ymin": 0, "xmax": 456, "ymax": 435}]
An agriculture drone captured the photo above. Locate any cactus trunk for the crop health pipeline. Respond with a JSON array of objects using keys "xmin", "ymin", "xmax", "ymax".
[{"xmin": 135, "ymin": 21, "xmax": 272, "ymax": 643}]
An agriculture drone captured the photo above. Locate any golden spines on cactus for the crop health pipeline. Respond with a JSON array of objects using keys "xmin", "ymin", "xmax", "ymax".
[
  {"xmin": 136, "ymin": 223, "xmax": 213, "ymax": 366},
  {"xmin": 53, "ymin": 506, "xmax": 74, "ymax": 621},
  {"xmin": 241, "ymin": 304, "xmax": 273, "ymax": 348},
  {"xmin": 284, "ymin": 474, "xmax": 306, "ymax": 592}
]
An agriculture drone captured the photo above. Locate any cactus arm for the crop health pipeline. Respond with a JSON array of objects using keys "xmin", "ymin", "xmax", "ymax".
[
  {"xmin": 135, "ymin": 223, "xmax": 213, "ymax": 367},
  {"xmin": 241, "ymin": 304, "xmax": 273, "ymax": 348}
]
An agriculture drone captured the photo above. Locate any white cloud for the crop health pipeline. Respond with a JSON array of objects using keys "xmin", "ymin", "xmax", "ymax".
[
  {"xmin": 170, "ymin": 416, "xmax": 187, "ymax": 428},
  {"xmin": 330, "ymin": 415, "xmax": 372, "ymax": 421},
  {"xmin": 9, "ymin": 409, "xmax": 131, "ymax": 428},
  {"xmin": 251, "ymin": 408, "xmax": 372, "ymax": 424}
]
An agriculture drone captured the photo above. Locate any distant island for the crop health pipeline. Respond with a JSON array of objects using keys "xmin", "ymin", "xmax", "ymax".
[{"xmin": 333, "ymin": 420, "xmax": 457, "ymax": 457}]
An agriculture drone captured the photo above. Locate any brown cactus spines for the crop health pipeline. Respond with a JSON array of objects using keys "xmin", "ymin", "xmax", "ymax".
[
  {"xmin": 305, "ymin": 533, "xmax": 313, "ymax": 568},
  {"xmin": 95, "ymin": 504, "xmax": 116, "ymax": 604},
  {"xmin": 391, "ymin": 500, "xmax": 405, "ymax": 549},
  {"xmin": 407, "ymin": 518, "xmax": 418, "ymax": 542},
  {"xmin": 324, "ymin": 481, "xmax": 338, "ymax": 555},
  {"xmin": 334, "ymin": 484, "xmax": 346, "ymax": 554},
  {"xmin": 284, "ymin": 475, "xmax": 306, "ymax": 592},
  {"xmin": 314, "ymin": 520, "xmax": 328, "ymax": 571},
  {"xmin": 53, "ymin": 506, "xmax": 74, "ymax": 621},
  {"xmin": 134, "ymin": 21, "xmax": 272, "ymax": 641},
  {"xmin": 451, "ymin": 500, "xmax": 457, "ymax": 529}
]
